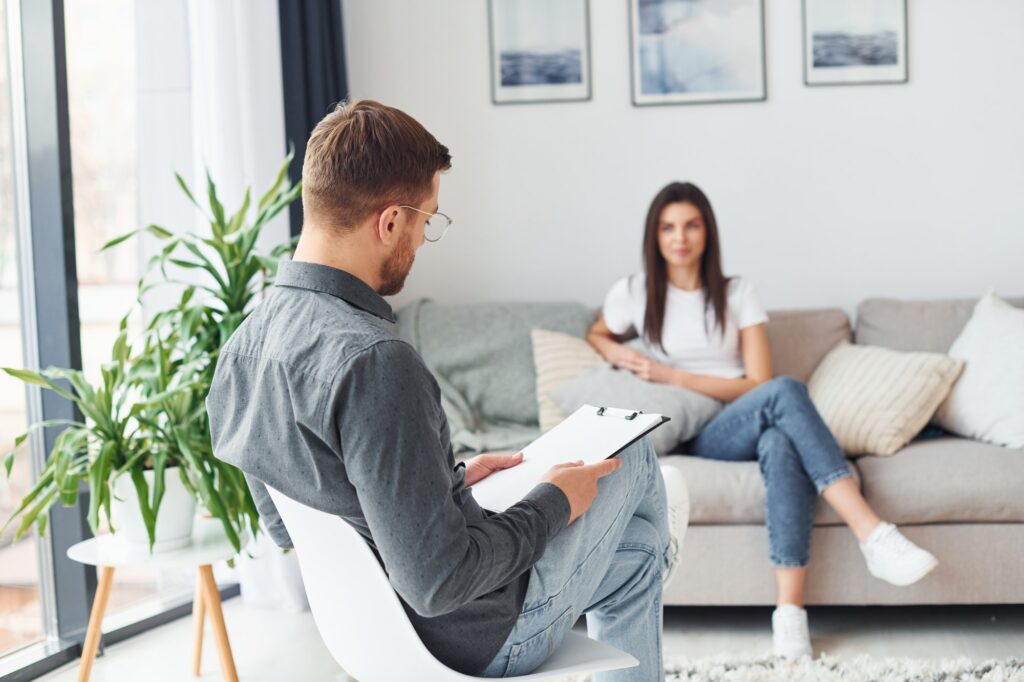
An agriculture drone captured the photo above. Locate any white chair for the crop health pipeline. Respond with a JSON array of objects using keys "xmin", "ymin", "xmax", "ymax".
[{"xmin": 267, "ymin": 487, "xmax": 639, "ymax": 681}]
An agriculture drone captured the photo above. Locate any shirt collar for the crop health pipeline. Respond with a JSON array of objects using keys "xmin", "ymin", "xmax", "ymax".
[{"xmin": 273, "ymin": 260, "xmax": 397, "ymax": 324}]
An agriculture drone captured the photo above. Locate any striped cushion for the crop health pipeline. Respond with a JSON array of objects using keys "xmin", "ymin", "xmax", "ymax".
[
  {"xmin": 807, "ymin": 342, "xmax": 964, "ymax": 456},
  {"xmin": 531, "ymin": 329, "xmax": 606, "ymax": 433}
]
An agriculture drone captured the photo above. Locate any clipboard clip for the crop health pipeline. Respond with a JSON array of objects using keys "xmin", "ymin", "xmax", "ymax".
[{"xmin": 596, "ymin": 406, "xmax": 641, "ymax": 420}]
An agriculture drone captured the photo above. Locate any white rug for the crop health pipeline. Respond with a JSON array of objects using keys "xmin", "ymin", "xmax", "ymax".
[
  {"xmin": 660, "ymin": 653, "xmax": 1024, "ymax": 681},
  {"xmin": 560, "ymin": 655, "xmax": 1024, "ymax": 682}
]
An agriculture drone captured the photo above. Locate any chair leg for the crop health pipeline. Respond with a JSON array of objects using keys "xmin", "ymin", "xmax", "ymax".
[
  {"xmin": 192, "ymin": 572, "xmax": 206, "ymax": 676},
  {"xmin": 198, "ymin": 564, "xmax": 239, "ymax": 682},
  {"xmin": 77, "ymin": 565, "xmax": 115, "ymax": 682}
]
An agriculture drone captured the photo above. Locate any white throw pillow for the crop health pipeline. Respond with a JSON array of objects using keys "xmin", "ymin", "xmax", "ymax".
[
  {"xmin": 531, "ymin": 329, "xmax": 606, "ymax": 433},
  {"xmin": 936, "ymin": 292, "xmax": 1024, "ymax": 449},
  {"xmin": 808, "ymin": 342, "xmax": 963, "ymax": 456}
]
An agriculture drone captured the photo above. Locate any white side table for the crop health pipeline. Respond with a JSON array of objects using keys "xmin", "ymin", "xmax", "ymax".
[{"xmin": 66, "ymin": 522, "xmax": 247, "ymax": 682}]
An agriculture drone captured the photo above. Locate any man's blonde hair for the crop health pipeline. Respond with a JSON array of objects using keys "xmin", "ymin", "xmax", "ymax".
[{"xmin": 301, "ymin": 100, "xmax": 451, "ymax": 230}]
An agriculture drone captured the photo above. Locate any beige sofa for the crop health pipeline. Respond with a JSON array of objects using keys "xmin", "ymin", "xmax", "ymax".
[
  {"xmin": 663, "ymin": 298, "xmax": 1024, "ymax": 606},
  {"xmin": 396, "ymin": 296, "xmax": 1024, "ymax": 607}
]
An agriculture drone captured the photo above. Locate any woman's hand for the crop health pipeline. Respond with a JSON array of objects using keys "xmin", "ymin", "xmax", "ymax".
[
  {"xmin": 610, "ymin": 345, "xmax": 679, "ymax": 385},
  {"xmin": 630, "ymin": 356, "xmax": 678, "ymax": 385},
  {"xmin": 464, "ymin": 452, "xmax": 524, "ymax": 487},
  {"xmin": 610, "ymin": 345, "xmax": 649, "ymax": 372}
]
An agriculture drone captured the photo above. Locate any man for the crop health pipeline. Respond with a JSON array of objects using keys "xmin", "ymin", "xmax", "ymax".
[{"xmin": 207, "ymin": 100, "xmax": 674, "ymax": 680}]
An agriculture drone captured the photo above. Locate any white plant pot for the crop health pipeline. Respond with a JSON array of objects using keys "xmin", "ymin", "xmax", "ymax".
[
  {"xmin": 238, "ymin": 524, "xmax": 309, "ymax": 612},
  {"xmin": 110, "ymin": 466, "xmax": 196, "ymax": 553}
]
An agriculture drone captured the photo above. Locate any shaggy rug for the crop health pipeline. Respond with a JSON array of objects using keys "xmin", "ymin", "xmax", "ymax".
[
  {"xmin": 661, "ymin": 654, "xmax": 1024, "ymax": 681},
  {"xmin": 562, "ymin": 654, "xmax": 1024, "ymax": 681}
]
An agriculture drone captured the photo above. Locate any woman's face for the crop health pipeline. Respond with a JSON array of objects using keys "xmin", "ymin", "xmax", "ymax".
[{"xmin": 657, "ymin": 201, "xmax": 706, "ymax": 269}]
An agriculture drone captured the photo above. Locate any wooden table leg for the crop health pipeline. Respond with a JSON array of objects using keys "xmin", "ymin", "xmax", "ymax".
[
  {"xmin": 77, "ymin": 565, "xmax": 115, "ymax": 682},
  {"xmin": 198, "ymin": 564, "xmax": 239, "ymax": 682},
  {"xmin": 192, "ymin": 572, "xmax": 206, "ymax": 676}
]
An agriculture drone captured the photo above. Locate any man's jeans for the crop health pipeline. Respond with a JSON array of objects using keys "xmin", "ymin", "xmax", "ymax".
[
  {"xmin": 481, "ymin": 438, "xmax": 671, "ymax": 680},
  {"xmin": 689, "ymin": 376, "xmax": 852, "ymax": 568}
]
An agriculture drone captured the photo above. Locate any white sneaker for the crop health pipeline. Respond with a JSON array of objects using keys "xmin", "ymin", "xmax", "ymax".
[
  {"xmin": 859, "ymin": 522, "xmax": 939, "ymax": 586},
  {"xmin": 772, "ymin": 604, "xmax": 812, "ymax": 659},
  {"xmin": 659, "ymin": 466, "xmax": 689, "ymax": 587}
]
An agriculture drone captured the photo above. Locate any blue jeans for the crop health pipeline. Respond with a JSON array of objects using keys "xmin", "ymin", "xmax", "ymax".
[
  {"xmin": 481, "ymin": 438, "xmax": 671, "ymax": 680},
  {"xmin": 689, "ymin": 376, "xmax": 852, "ymax": 568}
]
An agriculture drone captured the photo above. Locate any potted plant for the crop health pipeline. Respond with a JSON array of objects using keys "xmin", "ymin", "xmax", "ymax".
[
  {"xmin": 2, "ymin": 155, "xmax": 300, "ymax": 553},
  {"xmin": 1, "ymin": 321, "xmax": 199, "ymax": 551}
]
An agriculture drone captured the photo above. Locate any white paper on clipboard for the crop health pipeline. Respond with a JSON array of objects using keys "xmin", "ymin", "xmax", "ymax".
[{"xmin": 469, "ymin": 404, "xmax": 670, "ymax": 512}]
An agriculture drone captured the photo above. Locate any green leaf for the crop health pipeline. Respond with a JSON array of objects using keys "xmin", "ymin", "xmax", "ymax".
[
  {"xmin": 176, "ymin": 433, "xmax": 240, "ymax": 552},
  {"xmin": 206, "ymin": 170, "xmax": 226, "ymax": 239},
  {"xmin": 14, "ymin": 488, "xmax": 56, "ymax": 542},
  {"xmin": 176, "ymin": 172, "xmax": 206, "ymax": 216},
  {"xmin": 3, "ymin": 368, "xmax": 76, "ymax": 402},
  {"xmin": 168, "ymin": 258, "xmax": 204, "ymax": 270},
  {"xmin": 0, "ymin": 471, "xmax": 52, "ymax": 537},
  {"xmin": 258, "ymin": 150, "xmax": 294, "ymax": 213},
  {"xmin": 99, "ymin": 229, "xmax": 140, "ymax": 252},
  {"xmin": 146, "ymin": 224, "xmax": 174, "ymax": 239},
  {"xmin": 129, "ymin": 468, "xmax": 157, "ymax": 551},
  {"xmin": 226, "ymin": 187, "xmax": 251, "ymax": 235},
  {"xmin": 41, "ymin": 368, "xmax": 105, "ymax": 426},
  {"xmin": 151, "ymin": 452, "xmax": 167, "ymax": 525},
  {"xmin": 87, "ymin": 442, "xmax": 114, "ymax": 533}
]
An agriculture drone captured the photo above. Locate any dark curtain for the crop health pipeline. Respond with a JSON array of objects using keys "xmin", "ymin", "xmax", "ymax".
[{"xmin": 278, "ymin": 0, "xmax": 349, "ymax": 236}]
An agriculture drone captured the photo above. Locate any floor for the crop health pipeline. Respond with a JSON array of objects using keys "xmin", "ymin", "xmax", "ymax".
[{"xmin": 31, "ymin": 602, "xmax": 1024, "ymax": 681}]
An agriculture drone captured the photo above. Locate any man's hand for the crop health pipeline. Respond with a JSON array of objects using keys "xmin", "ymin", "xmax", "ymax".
[
  {"xmin": 464, "ymin": 452, "xmax": 524, "ymax": 487},
  {"xmin": 541, "ymin": 459, "xmax": 623, "ymax": 525}
]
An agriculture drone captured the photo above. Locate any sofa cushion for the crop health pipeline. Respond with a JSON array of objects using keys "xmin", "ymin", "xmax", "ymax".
[
  {"xmin": 855, "ymin": 296, "xmax": 1024, "ymax": 352},
  {"xmin": 551, "ymin": 365, "xmax": 722, "ymax": 455},
  {"xmin": 659, "ymin": 454, "xmax": 861, "ymax": 526},
  {"xmin": 936, "ymin": 292, "xmax": 1024, "ymax": 449},
  {"xmin": 807, "ymin": 342, "xmax": 964, "ymax": 456},
  {"xmin": 764, "ymin": 308, "xmax": 851, "ymax": 382},
  {"xmin": 531, "ymin": 329, "xmax": 606, "ymax": 433},
  {"xmin": 395, "ymin": 299, "xmax": 596, "ymax": 428},
  {"xmin": 858, "ymin": 437, "xmax": 1024, "ymax": 524}
]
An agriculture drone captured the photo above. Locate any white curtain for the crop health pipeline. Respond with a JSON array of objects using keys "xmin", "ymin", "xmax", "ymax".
[{"xmin": 187, "ymin": 0, "xmax": 291, "ymax": 252}]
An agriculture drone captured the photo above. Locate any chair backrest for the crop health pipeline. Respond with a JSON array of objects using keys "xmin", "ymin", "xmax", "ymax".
[{"xmin": 266, "ymin": 487, "xmax": 469, "ymax": 682}]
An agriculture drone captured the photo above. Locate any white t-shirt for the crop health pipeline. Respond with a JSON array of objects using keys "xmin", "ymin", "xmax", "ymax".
[{"xmin": 601, "ymin": 274, "xmax": 768, "ymax": 379}]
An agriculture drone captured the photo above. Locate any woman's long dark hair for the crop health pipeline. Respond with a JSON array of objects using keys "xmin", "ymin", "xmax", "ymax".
[{"xmin": 642, "ymin": 182, "xmax": 730, "ymax": 351}]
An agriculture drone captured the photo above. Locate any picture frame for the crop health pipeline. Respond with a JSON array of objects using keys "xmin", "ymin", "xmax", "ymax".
[
  {"xmin": 629, "ymin": 0, "xmax": 767, "ymax": 107},
  {"xmin": 803, "ymin": 0, "xmax": 909, "ymax": 86},
  {"xmin": 487, "ymin": 0, "xmax": 592, "ymax": 105}
]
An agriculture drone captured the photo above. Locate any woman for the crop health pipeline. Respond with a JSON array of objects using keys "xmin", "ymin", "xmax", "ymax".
[{"xmin": 586, "ymin": 181, "xmax": 938, "ymax": 659}]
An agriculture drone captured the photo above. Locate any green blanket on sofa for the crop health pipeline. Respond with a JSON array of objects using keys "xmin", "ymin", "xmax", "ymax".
[{"xmin": 396, "ymin": 299, "xmax": 596, "ymax": 455}]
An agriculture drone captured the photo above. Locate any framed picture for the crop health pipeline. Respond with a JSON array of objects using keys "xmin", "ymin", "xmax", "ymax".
[
  {"xmin": 803, "ymin": 0, "xmax": 908, "ymax": 86},
  {"xmin": 629, "ymin": 0, "xmax": 766, "ymax": 106},
  {"xmin": 488, "ymin": 0, "xmax": 592, "ymax": 105}
]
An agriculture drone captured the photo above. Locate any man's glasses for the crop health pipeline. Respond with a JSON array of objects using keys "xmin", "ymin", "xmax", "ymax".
[{"xmin": 399, "ymin": 205, "xmax": 453, "ymax": 243}]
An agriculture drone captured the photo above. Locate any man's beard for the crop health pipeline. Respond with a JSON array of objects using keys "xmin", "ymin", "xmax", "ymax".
[{"xmin": 378, "ymin": 231, "xmax": 416, "ymax": 296}]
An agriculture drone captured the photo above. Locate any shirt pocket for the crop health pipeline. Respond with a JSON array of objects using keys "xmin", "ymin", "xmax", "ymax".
[{"xmin": 503, "ymin": 605, "xmax": 575, "ymax": 677}]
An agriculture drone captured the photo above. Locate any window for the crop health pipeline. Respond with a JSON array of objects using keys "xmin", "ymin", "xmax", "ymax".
[
  {"xmin": 64, "ymin": 0, "xmax": 196, "ymax": 624},
  {"xmin": 0, "ymin": 0, "xmax": 44, "ymax": 660}
]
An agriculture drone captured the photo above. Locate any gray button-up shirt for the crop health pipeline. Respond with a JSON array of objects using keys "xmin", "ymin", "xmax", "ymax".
[{"xmin": 206, "ymin": 260, "xmax": 569, "ymax": 674}]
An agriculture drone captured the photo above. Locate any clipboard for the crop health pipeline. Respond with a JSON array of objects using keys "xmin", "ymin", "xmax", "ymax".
[{"xmin": 469, "ymin": 404, "xmax": 670, "ymax": 512}]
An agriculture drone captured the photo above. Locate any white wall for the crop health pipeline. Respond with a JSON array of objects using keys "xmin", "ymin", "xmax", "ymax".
[{"xmin": 341, "ymin": 0, "xmax": 1024, "ymax": 314}]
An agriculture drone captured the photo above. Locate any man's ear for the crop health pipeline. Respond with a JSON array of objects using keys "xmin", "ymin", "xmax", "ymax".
[{"xmin": 375, "ymin": 205, "xmax": 403, "ymax": 245}]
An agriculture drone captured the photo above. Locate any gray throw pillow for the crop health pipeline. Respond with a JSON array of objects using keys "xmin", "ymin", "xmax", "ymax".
[{"xmin": 550, "ymin": 365, "xmax": 723, "ymax": 455}]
